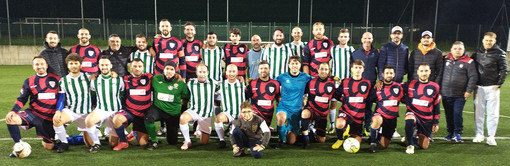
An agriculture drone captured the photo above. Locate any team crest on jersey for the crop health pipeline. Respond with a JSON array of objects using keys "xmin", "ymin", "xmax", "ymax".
[
  {"xmin": 427, "ymin": 89, "xmax": 434, "ymax": 95},
  {"xmin": 170, "ymin": 43, "xmax": 175, "ymax": 49},
  {"xmin": 194, "ymin": 45, "xmax": 199, "ymax": 52},
  {"xmin": 322, "ymin": 42, "xmax": 328, "ymax": 48},
  {"xmin": 140, "ymin": 79, "xmax": 146, "ymax": 85},
  {"xmin": 251, "ymin": 125, "xmax": 258, "ymax": 133},
  {"xmin": 173, "ymin": 83, "xmax": 179, "ymax": 89},
  {"xmin": 239, "ymin": 47, "xmax": 245, "ymax": 53},
  {"xmin": 393, "ymin": 88, "xmax": 399, "ymax": 94},
  {"xmin": 361, "ymin": 85, "xmax": 367, "ymax": 92},
  {"xmin": 49, "ymin": 81, "xmax": 56, "ymax": 88},
  {"xmin": 88, "ymin": 50, "xmax": 94, "ymax": 56},
  {"xmin": 269, "ymin": 86, "xmax": 275, "ymax": 93},
  {"xmin": 168, "ymin": 85, "xmax": 173, "ymax": 90},
  {"xmin": 327, "ymin": 86, "xmax": 333, "ymax": 93}
]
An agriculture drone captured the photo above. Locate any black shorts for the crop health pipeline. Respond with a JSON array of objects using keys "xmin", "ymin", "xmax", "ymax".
[
  {"xmin": 18, "ymin": 109, "xmax": 55, "ymax": 143},
  {"xmin": 406, "ymin": 112, "xmax": 433, "ymax": 139},
  {"xmin": 338, "ymin": 113, "xmax": 363, "ymax": 138},
  {"xmin": 144, "ymin": 105, "xmax": 180, "ymax": 144},
  {"xmin": 309, "ymin": 109, "xmax": 328, "ymax": 137},
  {"xmin": 117, "ymin": 110, "xmax": 147, "ymax": 134},
  {"xmin": 253, "ymin": 109, "xmax": 274, "ymax": 126},
  {"xmin": 378, "ymin": 115, "xmax": 397, "ymax": 139}
]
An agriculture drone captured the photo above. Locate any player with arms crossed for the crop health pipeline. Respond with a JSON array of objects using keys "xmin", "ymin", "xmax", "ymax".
[
  {"xmin": 403, "ymin": 63, "xmax": 441, "ymax": 154},
  {"xmin": 331, "ymin": 60, "xmax": 372, "ymax": 150}
]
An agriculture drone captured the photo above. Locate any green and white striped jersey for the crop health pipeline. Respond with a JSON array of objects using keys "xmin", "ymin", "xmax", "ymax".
[
  {"xmin": 202, "ymin": 46, "xmax": 224, "ymax": 82},
  {"xmin": 261, "ymin": 44, "xmax": 293, "ymax": 79},
  {"xmin": 218, "ymin": 80, "xmax": 245, "ymax": 118},
  {"xmin": 285, "ymin": 41, "xmax": 307, "ymax": 59},
  {"xmin": 331, "ymin": 45, "xmax": 355, "ymax": 79},
  {"xmin": 58, "ymin": 72, "xmax": 92, "ymax": 114},
  {"xmin": 187, "ymin": 78, "xmax": 219, "ymax": 118},
  {"xmin": 90, "ymin": 75, "xmax": 124, "ymax": 112},
  {"xmin": 130, "ymin": 50, "xmax": 155, "ymax": 74}
]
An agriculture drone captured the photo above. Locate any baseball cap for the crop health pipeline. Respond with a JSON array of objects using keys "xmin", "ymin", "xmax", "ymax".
[
  {"xmin": 422, "ymin": 31, "xmax": 433, "ymax": 37},
  {"xmin": 391, "ymin": 26, "xmax": 403, "ymax": 34}
]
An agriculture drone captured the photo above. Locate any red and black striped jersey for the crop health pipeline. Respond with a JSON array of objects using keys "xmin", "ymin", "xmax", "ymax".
[
  {"xmin": 153, "ymin": 36, "xmax": 185, "ymax": 76},
  {"xmin": 371, "ymin": 82, "xmax": 404, "ymax": 119},
  {"xmin": 305, "ymin": 77, "xmax": 336, "ymax": 117},
  {"xmin": 245, "ymin": 78, "xmax": 280, "ymax": 125},
  {"xmin": 303, "ymin": 39, "xmax": 334, "ymax": 77},
  {"xmin": 12, "ymin": 74, "xmax": 60, "ymax": 121},
  {"xmin": 335, "ymin": 78, "xmax": 372, "ymax": 124},
  {"xmin": 404, "ymin": 80, "xmax": 441, "ymax": 125},
  {"xmin": 123, "ymin": 73, "xmax": 153, "ymax": 117},
  {"xmin": 223, "ymin": 43, "xmax": 248, "ymax": 78},
  {"xmin": 182, "ymin": 39, "xmax": 203, "ymax": 79},
  {"xmin": 69, "ymin": 44, "xmax": 101, "ymax": 74}
]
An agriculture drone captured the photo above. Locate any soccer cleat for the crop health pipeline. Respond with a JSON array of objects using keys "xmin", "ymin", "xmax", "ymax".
[
  {"xmin": 444, "ymin": 134, "xmax": 454, "ymax": 141},
  {"xmin": 454, "ymin": 134, "xmax": 464, "ymax": 143},
  {"xmin": 57, "ymin": 143, "xmax": 69, "ymax": 153},
  {"xmin": 113, "ymin": 142, "xmax": 129, "ymax": 151},
  {"xmin": 233, "ymin": 148, "xmax": 245, "ymax": 157},
  {"xmin": 369, "ymin": 143, "xmax": 376, "ymax": 153},
  {"xmin": 126, "ymin": 131, "xmax": 135, "ymax": 142},
  {"xmin": 472, "ymin": 135, "xmax": 484, "ymax": 143},
  {"xmin": 392, "ymin": 130, "xmax": 401, "ymax": 138},
  {"xmin": 327, "ymin": 127, "xmax": 335, "ymax": 134},
  {"xmin": 343, "ymin": 126, "xmax": 350, "ymax": 139},
  {"xmin": 89, "ymin": 144, "xmax": 101, "ymax": 153},
  {"xmin": 487, "ymin": 136, "xmax": 497, "ymax": 146},
  {"xmin": 331, "ymin": 139, "xmax": 344, "ymax": 150},
  {"xmin": 364, "ymin": 128, "xmax": 370, "ymax": 137},
  {"xmin": 218, "ymin": 140, "xmax": 226, "ymax": 149},
  {"xmin": 157, "ymin": 127, "xmax": 166, "ymax": 136},
  {"xmin": 9, "ymin": 153, "xmax": 16, "ymax": 158},
  {"xmin": 181, "ymin": 141, "xmax": 192, "ymax": 150},
  {"xmin": 275, "ymin": 141, "xmax": 284, "ymax": 149},
  {"xmin": 406, "ymin": 145, "xmax": 414, "ymax": 154},
  {"xmin": 146, "ymin": 141, "xmax": 159, "ymax": 150}
]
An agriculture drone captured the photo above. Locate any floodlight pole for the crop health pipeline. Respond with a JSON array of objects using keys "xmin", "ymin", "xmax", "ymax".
[
  {"xmin": 207, "ymin": 0, "xmax": 210, "ymax": 32},
  {"xmin": 6, "ymin": 0, "xmax": 11, "ymax": 45},
  {"xmin": 433, "ymin": 0, "xmax": 438, "ymax": 38},
  {"xmin": 81, "ymin": 0, "xmax": 84, "ymax": 28},
  {"xmin": 297, "ymin": 0, "xmax": 300, "ymax": 24},
  {"xmin": 102, "ymin": 0, "xmax": 106, "ymax": 40},
  {"xmin": 366, "ymin": 0, "xmax": 370, "ymax": 29},
  {"xmin": 154, "ymin": 0, "xmax": 158, "ymax": 35},
  {"xmin": 309, "ymin": 0, "xmax": 313, "ymax": 40}
]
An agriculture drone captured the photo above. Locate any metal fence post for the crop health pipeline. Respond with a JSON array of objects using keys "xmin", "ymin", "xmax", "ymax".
[
  {"xmin": 61, "ymin": 18, "xmax": 65, "ymax": 38},
  {"xmin": 130, "ymin": 19, "xmax": 133, "ymax": 45},
  {"xmin": 33, "ymin": 21, "xmax": 36, "ymax": 45},
  {"xmin": 145, "ymin": 20, "xmax": 148, "ymax": 36},
  {"xmin": 350, "ymin": 23, "xmax": 353, "ymax": 45},
  {"xmin": 179, "ymin": 19, "xmax": 182, "ymax": 39},
  {"xmin": 329, "ymin": 23, "xmax": 332, "ymax": 40},
  {"xmin": 124, "ymin": 20, "xmax": 127, "ymax": 40},
  {"xmin": 478, "ymin": 24, "xmax": 482, "ymax": 48},
  {"xmin": 106, "ymin": 18, "xmax": 110, "ymax": 37},
  {"xmin": 20, "ymin": 18, "xmax": 23, "ymax": 38},
  {"xmin": 456, "ymin": 24, "xmax": 459, "ymax": 41},
  {"xmin": 40, "ymin": 19, "xmax": 44, "ymax": 39}
]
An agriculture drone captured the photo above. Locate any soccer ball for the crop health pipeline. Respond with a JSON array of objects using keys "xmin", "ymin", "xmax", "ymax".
[
  {"xmin": 12, "ymin": 141, "xmax": 32, "ymax": 158},
  {"xmin": 343, "ymin": 137, "xmax": 360, "ymax": 153}
]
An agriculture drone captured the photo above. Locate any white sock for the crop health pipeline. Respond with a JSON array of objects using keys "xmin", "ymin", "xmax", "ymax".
[
  {"xmin": 54, "ymin": 125, "xmax": 68, "ymax": 143},
  {"xmin": 303, "ymin": 130, "xmax": 309, "ymax": 136},
  {"xmin": 86, "ymin": 126, "xmax": 100, "ymax": 145},
  {"xmin": 180, "ymin": 124, "xmax": 191, "ymax": 142},
  {"xmin": 329, "ymin": 109, "xmax": 336, "ymax": 123},
  {"xmin": 215, "ymin": 122, "xmax": 225, "ymax": 141}
]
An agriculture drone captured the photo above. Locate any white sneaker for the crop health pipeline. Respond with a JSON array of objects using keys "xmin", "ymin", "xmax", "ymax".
[
  {"xmin": 392, "ymin": 130, "xmax": 401, "ymax": 138},
  {"xmin": 487, "ymin": 136, "xmax": 497, "ymax": 146},
  {"xmin": 181, "ymin": 141, "xmax": 192, "ymax": 150},
  {"xmin": 472, "ymin": 135, "xmax": 484, "ymax": 143},
  {"xmin": 406, "ymin": 145, "xmax": 414, "ymax": 154},
  {"xmin": 157, "ymin": 127, "xmax": 167, "ymax": 136}
]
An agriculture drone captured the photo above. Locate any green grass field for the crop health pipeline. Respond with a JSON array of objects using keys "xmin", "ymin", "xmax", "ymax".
[{"xmin": 0, "ymin": 65, "xmax": 509, "ymax": 165}]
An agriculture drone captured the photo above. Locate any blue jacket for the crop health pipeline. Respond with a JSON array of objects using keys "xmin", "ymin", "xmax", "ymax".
[
  {"xmin": 352, "ymin": 45, "xmax": 379, "ymax": 84},
  {"xmin": 378, "ymin": 41, "xmax": 409, "ymax": 83}
]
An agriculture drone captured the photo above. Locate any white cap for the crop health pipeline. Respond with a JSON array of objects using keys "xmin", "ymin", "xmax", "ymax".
[
  {"xmin": 391, "ymin": 26, "xmax": 403, "ymax": 34},
  {"xmin": 422, "ymin": 31, "xmax": 433, "ymax": 37}
]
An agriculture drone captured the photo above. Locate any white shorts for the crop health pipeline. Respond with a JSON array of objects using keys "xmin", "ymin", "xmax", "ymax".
[
  {"xmin": 91, "ymin": 108, "xmax": 119, "ymax": 137},
  {"xmin": 184, "ymin": 110, "xmax": 213, "ymax": 134},
  {"xmin": 218, "ymin": 112, "xmax": 235, "ymax": 124},
  {"xmin": 62, "ymin": 108, "xmax": 88, "ymax": 131}
]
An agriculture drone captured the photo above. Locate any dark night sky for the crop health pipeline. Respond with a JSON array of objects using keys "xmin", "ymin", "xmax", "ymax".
[{"xmin": 1, "ymin": 0, "xmax": 509, "ymax": 25}]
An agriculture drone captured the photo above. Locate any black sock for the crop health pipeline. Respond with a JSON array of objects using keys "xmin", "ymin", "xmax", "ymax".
[
  {"xmin": 370, "ymin": 127, "xmax": 379, "ymax": 144},
  {"xmin": 115, "ymin": 126, "xmax": 127, "ymax": 143},
  {"xmin": 405, "ymin": 119, "xmax": 415, "ymax": 145},
  {"xmin": 336, "ymin": 127, "xmax": 346, "ymax": 140},
  {"xmin": 301, "ymin": 118, "xmax": 310, "ymax": 135},
  {"xmin": 7, "ymin": 125, "xmax": 21, "ymax": 143}
]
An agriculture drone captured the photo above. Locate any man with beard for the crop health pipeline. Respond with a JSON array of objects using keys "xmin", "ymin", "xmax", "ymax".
[
  {"xmin": 39, "ymin": 30, "xmax": 68, "ymax": 77},
  {"xmin": 202, "ymin": 31, "xmax": 224, "ymax": 82},
  {"xmin": 245, "ymin": 61, "xmax": 280, "ymax": 128},
  {"xmin": 303, "ymin": 22, "xmax": 334, "ymax": 77},
  {"xmin": 181, "ymin": 22, "xmax": 203, "ymax": 81},
  {"xmin": 262, "ymin": 29, "xmax": 294, "ymax": 79},
  {"xmin": 69, "ymin": 28, "xmax": 101, "ymax": 74},
  {"xmin": 247, "ymin": 34, "xmax": 263, "ymax": 79},
  {"xmin": 151, "ymin": 19, "xmax": 185, "ymax": 76},
  {"xmin": 408, "ymin": 31, "xmax": 443, "ymax": 84},
  {"xmin": 130, "ymin": 34, "xmax": 154, "ymax": 74}
]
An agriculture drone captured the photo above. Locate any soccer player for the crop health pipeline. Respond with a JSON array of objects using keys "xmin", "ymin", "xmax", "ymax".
[
  {"xmin": 152, "ymin": 19, "xmax": 185, "ymax": 76},
  {"xmin": 84, "ymin": 56, "xmax": 125, "ymax": 153},
  {"xmin": 403, "ymin": 63, "xmax": 441, "ymax": 154},
  {"xmin": 145, "ymin": 61, "xmax": 190, "ymax": 150},
  {"xmin": 202, "ymin": 31, "xmax": 224, "ymax": 82},
  {"xmin": 39, "ymin": 30, "xmax": 68, "ymax": 77},
  {"xmin": 130, "ymin": 34, "xmax": 154, "ymax": 74},
  {"xmin": 285, "ymin": 26, "xmax": 307, "ymax": 62},
  {"xmin": 101, "ymin": 34, "xmax": 133, "ymax": 77},
  {"xmin": 179, "ymin": 64, "xmax": 219, "ymax": 150},
  {"xmin": 303, "ymin": 22, "xmax": 334, "ymax": 77},
  {"xmin": 223, "ymin": 28, "xmax": 248, "ymax": 82},
  {"xmin": 215, "ymin": 64, "xmax": 246, "ymax": 148},
  {"xmin": 368, "ymin": 65, "xmax": 404, "ymax": 153},
  {"xmin": 69, "ymin": 28, "xmax": 101, "ymax": 74},
  {"xmin": 111, "ymin": 58, "xmax": 152, "ymax": 151},
  {"xmin": 182, "ymin": 22, "xmax": 203, "ymax": 81},
  {"xmin": 301, "ymin": 62, "xmax": 336, "ymax": 148},
  {"xmin": 52, "ymin": 53, "xmax": 93, "ymax": 153},
  {"xmin": 245, "ymin": 60, "xmax": 281, "ymax": 127},
  {"xmin": 331, "ymin": 60, "xmax": 372, "ymax": 150},
  {"xmin": 247, "ymin": 34, "xmax": 263, "ymax": 79},
  {"xmin": 6, "ymin": 56, "xmax": 59, "ymax": 154},
  {"xmin": 231, "ymin": 101, "xmax": 271, "ymax": 159},
  {"xmin": 262, "ymin": 29, "xmax": 293, "ymax": 79},
  {"xmin": 329, "ymin": 28, "xmax": 355, "ymax": 133},
  {"xmin": 275, "ymin": 56, "xmax": 312, "ymax": 148}
]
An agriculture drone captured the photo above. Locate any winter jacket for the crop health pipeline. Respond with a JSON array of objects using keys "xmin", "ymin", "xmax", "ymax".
[
  {"xmin": 378, "ymin": 41, "xmax": 409, "ymax": 83},
  {"xmin": 441, "ymin": 53, "xmax": 478, "ymax": 97},
  {"xmin": 408, "ymin": 42, "xmax": 443, "ymax": 84},
  {"xmin": 352, "ymin": 45, "xmax": 379, "ymax": 84},
  {"xmin": 471, "ymin": 44, "xmax": 508, "ymax": 87},
  {"xmin": 39, "ymin": 42, "xmax": 68, "ymax": 77},
  {"xmin": 101, "ymin": 46, "xmax": 135, "ymax": 77}
]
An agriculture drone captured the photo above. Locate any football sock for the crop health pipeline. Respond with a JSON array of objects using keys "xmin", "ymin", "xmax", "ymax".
[
  {"xmin": 180, "ymin": 124, "xmax": 191, "ymax": 142},
  {"xmin": 115, "ymin": 126, "xmax": 127, "ymax": 143},
  {"xmin": 7, "ymin": 125, "xmax": 21, "ymax": 143},
  {"xmin": 301, "ymin": 118, "xmax": 310, "ymax": 136},
  {"xmin": 370, "ymin": 127, "xmax": 380, "ymax": 144},
  {"xmin": 336, "ymin": 126, "xmax": 346, "ymax": 140},
  {"xmin": 405, "ymin": 119, "xmax": 415, "ymax": 145},
  {"xmin": 214, "ymin": 106, "xmax": 221, "ymax": 115},
  {"xmin": 86, "ymin": 126, "xmax": 100, "ymax": 145},
  {"xmin": 160, "ymin": 121, "xmax": 165, "ymax": 128},
  {"xmin": 145, "ymin": 122, "xmax": 158, "ymax": 142},
  {"xmin": 214, "ymin": 122, "xmax": 225, "ymax": 141},
  {"xmin": 329, "ymin": 109, "xmax": 336, "ymax": 124},
  {"xmin": 277, "ymin": 125, "xmax": 287, "ymax": 142},
  {"xmin": 54, "ymin": 125, "xmax": 68, "ymax": 143}
]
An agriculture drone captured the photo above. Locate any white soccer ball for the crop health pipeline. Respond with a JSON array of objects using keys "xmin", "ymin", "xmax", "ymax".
[
  {"xmin": 12, "ymin": 141, "xmax": 32, "ymax": 158},
  {"xmin": 343, "ymin": 137, "xmax": 360, "ymax": 153}
]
